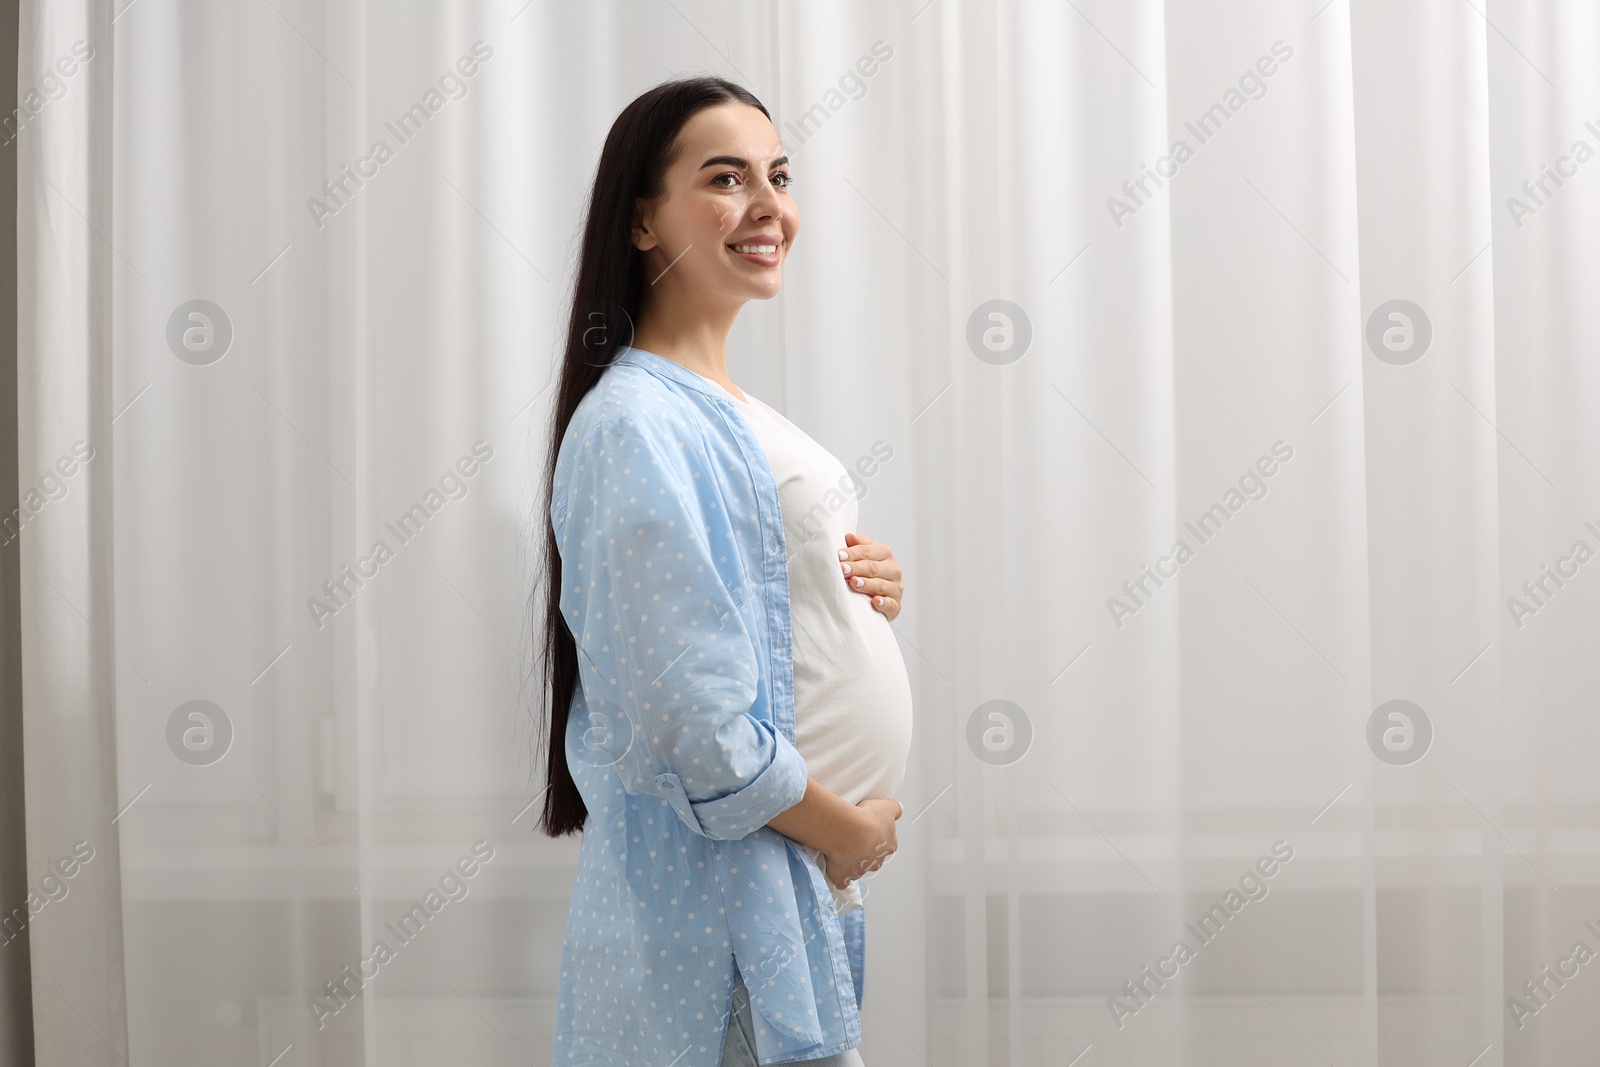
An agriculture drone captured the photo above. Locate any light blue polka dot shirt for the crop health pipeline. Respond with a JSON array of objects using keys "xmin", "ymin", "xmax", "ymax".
[{"xmin": 548, "ymin": 346, "xmax": 867, "ymax": 1066}]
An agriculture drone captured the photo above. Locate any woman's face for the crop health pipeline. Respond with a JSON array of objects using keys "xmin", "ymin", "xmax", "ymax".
[{"xmin": 632, "ymin": 103, "xmax": 799, "ymax": 309}]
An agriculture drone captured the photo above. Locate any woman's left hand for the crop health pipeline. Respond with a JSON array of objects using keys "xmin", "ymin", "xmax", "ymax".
[{"xmin": 840, "ymin": 531, "xmax": 902, "ymax": 622}]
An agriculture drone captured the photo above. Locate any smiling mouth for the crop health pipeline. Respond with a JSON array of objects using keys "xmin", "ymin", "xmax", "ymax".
[{"xmin": 727, "ymin": 239, "xmax": 782, "ymax": 267}]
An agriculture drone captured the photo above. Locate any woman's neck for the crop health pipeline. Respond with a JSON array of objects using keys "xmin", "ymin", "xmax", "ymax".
[{"xmin": 631, "ymin": 307, "xmax": 742, "ymax": 397}]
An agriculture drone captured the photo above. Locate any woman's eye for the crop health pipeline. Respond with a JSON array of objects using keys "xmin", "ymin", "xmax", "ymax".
[{"xmin": 712, "ymin": 171, "xmax": 792, "ymax": 190}]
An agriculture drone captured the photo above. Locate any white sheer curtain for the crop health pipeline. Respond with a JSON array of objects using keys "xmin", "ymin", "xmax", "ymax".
[{"xmin": 18, "ymin": 0, "xmax": 1600, "ymax": 1064}]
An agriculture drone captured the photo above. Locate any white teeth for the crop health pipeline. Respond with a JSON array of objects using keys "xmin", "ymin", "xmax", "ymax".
[{"xmin": 731, "ymin": 243, "xmax": 778, "ymax": 255}]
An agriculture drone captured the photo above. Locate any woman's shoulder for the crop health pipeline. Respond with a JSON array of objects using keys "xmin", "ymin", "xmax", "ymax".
[
  {"xmin": 549, "ymin": 361, "xmax": 751, "ymax": 548},
  {"xmin": 567, "ymin": 359, "xmax": 709, "ymax": 444},
  {"xmin": 553, "ymin": 359, "xmax": 729, "ymax": 509}
]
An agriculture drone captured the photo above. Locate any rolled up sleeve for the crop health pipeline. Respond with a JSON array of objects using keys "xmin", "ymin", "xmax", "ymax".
[{"xmin": 552, "ymin": 414, "xmax": 807, "ymax": 840}]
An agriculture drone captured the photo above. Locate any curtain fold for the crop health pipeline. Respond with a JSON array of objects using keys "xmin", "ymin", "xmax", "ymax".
[
  {"xmin": 0, "ymin": 0, "xmax": 29, "ymax": 1061},
  {"xmin": 17, "ymin": 1, "xmax": 128, "ymax": 1065}
]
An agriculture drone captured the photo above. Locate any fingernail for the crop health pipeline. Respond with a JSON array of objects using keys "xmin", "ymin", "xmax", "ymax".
[
  {"xmin": 841, "ymin": 562, "xmax": 852, "ymax": 575},
  {"xmin": 852, "ymin": 577, "xmax": 864, "ymax": 588},
  {"xmin": 838, "ymin": 549, "xmax": 848, "ymax": 561}
]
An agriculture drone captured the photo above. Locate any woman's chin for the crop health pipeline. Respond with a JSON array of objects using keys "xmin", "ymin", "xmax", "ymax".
[{"xmin": 739, "ymin": 276, "xmax": 784, "ymax": 300}]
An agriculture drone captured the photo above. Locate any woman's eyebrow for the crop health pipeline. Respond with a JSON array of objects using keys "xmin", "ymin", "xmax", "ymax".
[{"xmin": 699, "ymin": 154, "xmax": 790, "ymax": 171}]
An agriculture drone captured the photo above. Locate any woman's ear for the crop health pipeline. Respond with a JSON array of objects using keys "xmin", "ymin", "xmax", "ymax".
[{"xmin": 631, "ymin": 200, "xmax": 657, "ymax": 252}]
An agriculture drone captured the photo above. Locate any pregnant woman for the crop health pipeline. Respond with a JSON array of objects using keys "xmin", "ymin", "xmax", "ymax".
[{"xmin": 536, "ymin": 78, "xmax": 915, "ymax": 1067}]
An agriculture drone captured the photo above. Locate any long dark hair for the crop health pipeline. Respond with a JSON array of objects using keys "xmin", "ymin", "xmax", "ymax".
[{"xmin": 534, "ymin": 76, "xmax": 772, "ymax": 837}]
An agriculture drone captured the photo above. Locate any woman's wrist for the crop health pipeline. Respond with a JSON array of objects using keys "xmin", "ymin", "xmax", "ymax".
[{"xmin": 766, "ymin": 775, "xmax": 865, "ymax": 853}]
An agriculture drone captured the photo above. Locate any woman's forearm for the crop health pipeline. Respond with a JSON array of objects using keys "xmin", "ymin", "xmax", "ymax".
[{"xmin": 767, "ymin": 775, "xmax": 864, "ymax": 852}]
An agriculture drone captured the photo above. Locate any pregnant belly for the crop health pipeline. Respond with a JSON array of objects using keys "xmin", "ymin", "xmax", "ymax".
[{"xmin": 790, "ymin": 588, "xmax": 914, "ymax": 806}]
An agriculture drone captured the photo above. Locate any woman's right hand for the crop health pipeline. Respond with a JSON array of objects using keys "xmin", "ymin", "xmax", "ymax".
[{"xmin": 821, "ymin": 798, "xmax": 903, "ymax": 889}]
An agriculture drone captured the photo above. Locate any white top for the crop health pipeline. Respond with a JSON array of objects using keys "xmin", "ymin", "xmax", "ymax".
[{"xmin": 714, "ymin": 381, "xmax": 914, "ymax": 914}]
